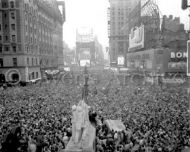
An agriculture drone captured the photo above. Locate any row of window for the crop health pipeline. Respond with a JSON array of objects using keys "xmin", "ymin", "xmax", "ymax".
[
  {"xmin": 0, "ymin": 35, "xmax": 17, "ymax": 43},
  {"xmin": 25, "ymin": 45, "xmax": 38, "ymax": 54},
  {"xmin": 1, "ymin": 1, "xmax": 15, "ymax": 9},
  {"xmin": 24, "ymin": 3, "xmax": 38, "ymax": 17},
  {"xmin": 2, "ymin": 11, "xmax": 16, "ymax": 20},
  {"xmin": 29, "ymin": 71, "xmax": 39, "ymax": 80},
  {"xmin": 0, "ymin": 45, "xmax": 17, "ymax": 53},
  {"xmin": 0, "ymin": 57, "xmax": 17, "ymax": 67},
  {"xmin": 27, "ymin": 57, "xmax": 39, "ymax": 66},
  {"xmin": 0, "ymin": 57, "xmax": 40, "ymax": 68}
]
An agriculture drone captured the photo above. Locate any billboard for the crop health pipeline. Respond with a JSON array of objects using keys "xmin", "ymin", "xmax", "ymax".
[
  {"xmin": 187, "ymin": 40, "xmax": 190, "ymax": 76},
  {"xmin": 168, "ymin": 50, "xmax": 187, "ymax": 70},
  {"xmin": 129, "ymin": 24, "xmax": 145, "ymax": 52},
  {"xmin": 117, "ymin": 56, "xmax": 125, "ymax": 66},
  {"xmin": 80, "ymin": 60, "xmax": 90, "ymax": 67}
]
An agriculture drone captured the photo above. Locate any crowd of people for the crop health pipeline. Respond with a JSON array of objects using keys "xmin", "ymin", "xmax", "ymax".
[{"xmin": 0, "ymin": 69, "xmax": 190, "ymax": 152}]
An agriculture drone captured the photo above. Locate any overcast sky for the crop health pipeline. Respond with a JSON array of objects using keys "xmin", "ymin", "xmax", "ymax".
[{"xmin": 61, "ymin": 0, "xmax": 189, "ymax": 57}]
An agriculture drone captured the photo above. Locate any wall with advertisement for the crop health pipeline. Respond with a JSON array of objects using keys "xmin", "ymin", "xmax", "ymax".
[
  {"xmin": 168, "ymin": 50, "xmax": 187, "ymax": 71},
  {"xmin": 128, "ymin": 24, "xmax": 145, "ymax": 52}
]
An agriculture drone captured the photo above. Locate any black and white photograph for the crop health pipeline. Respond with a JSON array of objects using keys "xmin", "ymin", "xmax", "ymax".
[{"xmin": 0, "ymin": 0, "xmax": 190, "ymax": 151}]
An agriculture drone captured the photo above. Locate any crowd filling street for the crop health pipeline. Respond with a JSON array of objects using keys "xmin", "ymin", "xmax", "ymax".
[{"xmin": 0, "ymin": 70, "xmax": 190, "ymax": 152}]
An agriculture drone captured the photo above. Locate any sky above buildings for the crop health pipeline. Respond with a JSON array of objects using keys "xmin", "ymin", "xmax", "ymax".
[{"xmin": 61, "ymin": 0, "xmax": 190, "ymax": 58}]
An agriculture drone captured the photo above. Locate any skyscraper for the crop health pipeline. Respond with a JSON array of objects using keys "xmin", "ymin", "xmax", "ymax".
[
  {"xmin": 107, "ymin": 0, "xmax": 139, "ymax": 66},
  {"xmin": 0, "ymin": 0, "xmax": 65, "ymax": 83}
]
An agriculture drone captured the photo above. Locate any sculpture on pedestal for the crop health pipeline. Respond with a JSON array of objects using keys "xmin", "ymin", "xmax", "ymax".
[
  {"xmin": 65, "ymin": 100, "xmax": 95, "ymax": 152},
  {"xmin": 64, "ymin": 67, "xmax": 96, "ymax": 152}
]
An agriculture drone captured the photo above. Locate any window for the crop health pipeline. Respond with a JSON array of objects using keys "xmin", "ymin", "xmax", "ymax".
[
  {"xmin": 0, "ymin": 24, "xmax": 1, "ymax": 31},
  {"xmin": 32, "ymin": 72, "xmax": 34, "ymax": 79},
  {"xmin": 0, "ymin": 46, "xmax": 2, "ymax": 53},
  {"xmin": 25, "ymin": 4, "xmax": 27, "ymax": 11},
  {"xmin": 36, "ymin": 72, "xmax": 38, "ymax": 78},
  {"xmin": 2, "ymin": 2, "xmax": 8, "ymax": 8},
  {"xmin": 5, "ymin": 35, "xmax": 8, "ymax": 41},
  {"xmin": 0, "ymin": 58, "xmax": 3, "ymax": 67},
  {"xmin": 11, "ymin": 24, "xmax": 15, "ymax": 30},
  {"xmin": 10, "ymin": 1, "xmax": 14, "ymax": 8},
  {"xmin": 12, "ymin": 35, "xmax": 16, "ymax": 42},
  {"xmin": 12, "ymin": 46, "xmax": 16, "ymax": 52},
  {"xmin": 0, "ymin": 35, "xmax": 2, "ymax": 41},
  {"xmin": 4, "ymin": 46, "xmax": 9, "ymax": 51},
  {"xmin": 32, "ymin": 58, "xmax": 34, "ymax": 65},
  {"xmin": 4, "ymin": 13, "xmax": 7, "ymax": 18},
  {"xmin": 13, "ymin": 58, "xmax": 17, "ymax": 66},
  {"xmin": 36, "ymin": 58, "xmax": 38, "ymax": 65},
  {"xmin": 4, "ymin": 24, "xmax": 8, "ymax": 30},
  {"xmin": 11, "ymin": 12, "xmax": 15, "ymax": 19},
  {"xmin": 27, "ymin": 58, "xmax": 29, "ymax": 65}
]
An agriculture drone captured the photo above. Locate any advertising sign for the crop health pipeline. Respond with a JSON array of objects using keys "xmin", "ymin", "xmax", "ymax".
[
  {"xmin": 117, "ymin": 56, "xmax": 125, "ymax": 66},
  {"xmin": 188, "ymin": 40, "xmax": 190, "ymax": 76},
  {"xmin": 168, "ymin": 50, "xmax": 187, "ymax": 70},
  {"xmin": 80, "ymin": 60, "xmax": 90, "ymax": 67},
  {"xmin": 129, "ymin": 24, "xmax": 145, "ymax": 51}
]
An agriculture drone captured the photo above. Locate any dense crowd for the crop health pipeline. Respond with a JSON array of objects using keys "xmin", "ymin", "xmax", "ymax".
[{"xmin": 0, "ymin": 70, "xmax": 190, "ymax": 152}]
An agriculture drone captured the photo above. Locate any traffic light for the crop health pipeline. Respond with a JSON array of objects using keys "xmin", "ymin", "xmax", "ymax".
[
  {"xmin": 182, "ymin": 0, "xmax": 188, "ymax": 10},
  {"xmin": 187, "ymin": 40, "xmax": 190, "ymax": 76}
]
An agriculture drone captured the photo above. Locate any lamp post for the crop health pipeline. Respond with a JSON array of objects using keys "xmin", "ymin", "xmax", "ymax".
[{"xmin": 82, "ymin": 66, "xmax": 89, "ymax": 102}]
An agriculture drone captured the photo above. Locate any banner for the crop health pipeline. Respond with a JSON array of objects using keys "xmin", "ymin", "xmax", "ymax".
[{"xmin": 105, "ymin": 120, "xmax": 126, "ymax": 132}]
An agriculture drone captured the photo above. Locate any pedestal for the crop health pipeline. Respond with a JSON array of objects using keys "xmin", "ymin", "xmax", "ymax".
[
  {"xmin": 64, "ymin": 124, "xmax": 96, "ymax": 152},
  {"xmin": 187, "ymin": 76, "xmax": 190, "ymax": 94},
  {"xmin": 63, "ymin": 100, "xmax": 96, "ymax": 152}
]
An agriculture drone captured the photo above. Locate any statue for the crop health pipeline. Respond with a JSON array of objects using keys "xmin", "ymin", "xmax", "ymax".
[
  {"xmin": 72, "ymin": 101, "xmax": 89, "ymax": 144},
  {"xmin": 64, "ymin": 100, "xmax": 95, "ymax": 152},
  {"xmin": 64, "ymin": 67, "xmax": 95, "ymax": 152}
]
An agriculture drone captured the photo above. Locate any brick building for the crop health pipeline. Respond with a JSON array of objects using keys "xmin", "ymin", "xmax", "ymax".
[
  {"xmin": 161, "ymin": 15, "xmax": 188, "ymax": 49},
  {"xmin": 0, "ymin": 0, "xmax": 65, "ymax": 83}
]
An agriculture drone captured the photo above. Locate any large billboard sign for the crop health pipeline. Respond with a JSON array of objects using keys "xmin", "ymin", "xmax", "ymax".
[
  {"xmin": 129, "ymin": 24, "xmax": 145, "ymax": 52},
  {"xmin": 168, "ymin": 50, "xmax": 187, "ymax": 70},
  {"xmin": 117, "ymin": 56, "xmax": 125, "ymax": 66},
  {"xmin": 187, "ymin": 40, "xmax": 190, "ymax": 76},
  {"xmin": 80, "ymin": 60, "xmax": 90, "ymax": 67}
]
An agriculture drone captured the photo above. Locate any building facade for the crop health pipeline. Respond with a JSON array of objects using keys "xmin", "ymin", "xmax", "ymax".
[
  {"xmin": 107, "ymin": 0, "xmax": 139, "ymax": 67},
  {"xmin": 0, "ymin": 0, "xmax": 65, "ymax": 83},
  {"xmin": 126, "ymin": 0, "xmax": 187, "ymax": 76}
]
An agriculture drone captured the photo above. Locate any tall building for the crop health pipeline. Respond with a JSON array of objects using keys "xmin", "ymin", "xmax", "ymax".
[
  {"xmin": 76, "ymin": 28, "xmax": 104, "ymax": 66},
  {"xmin": 107, "ymin": 0, "xmax": 139, "ymax": 67},
  {"xmin": 0, "ymin": 0, "xmax": 65, "ymax": 83},
  {"xmin": 76, "ymin": 28, "xmax": 95, "ymax": 66}
]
